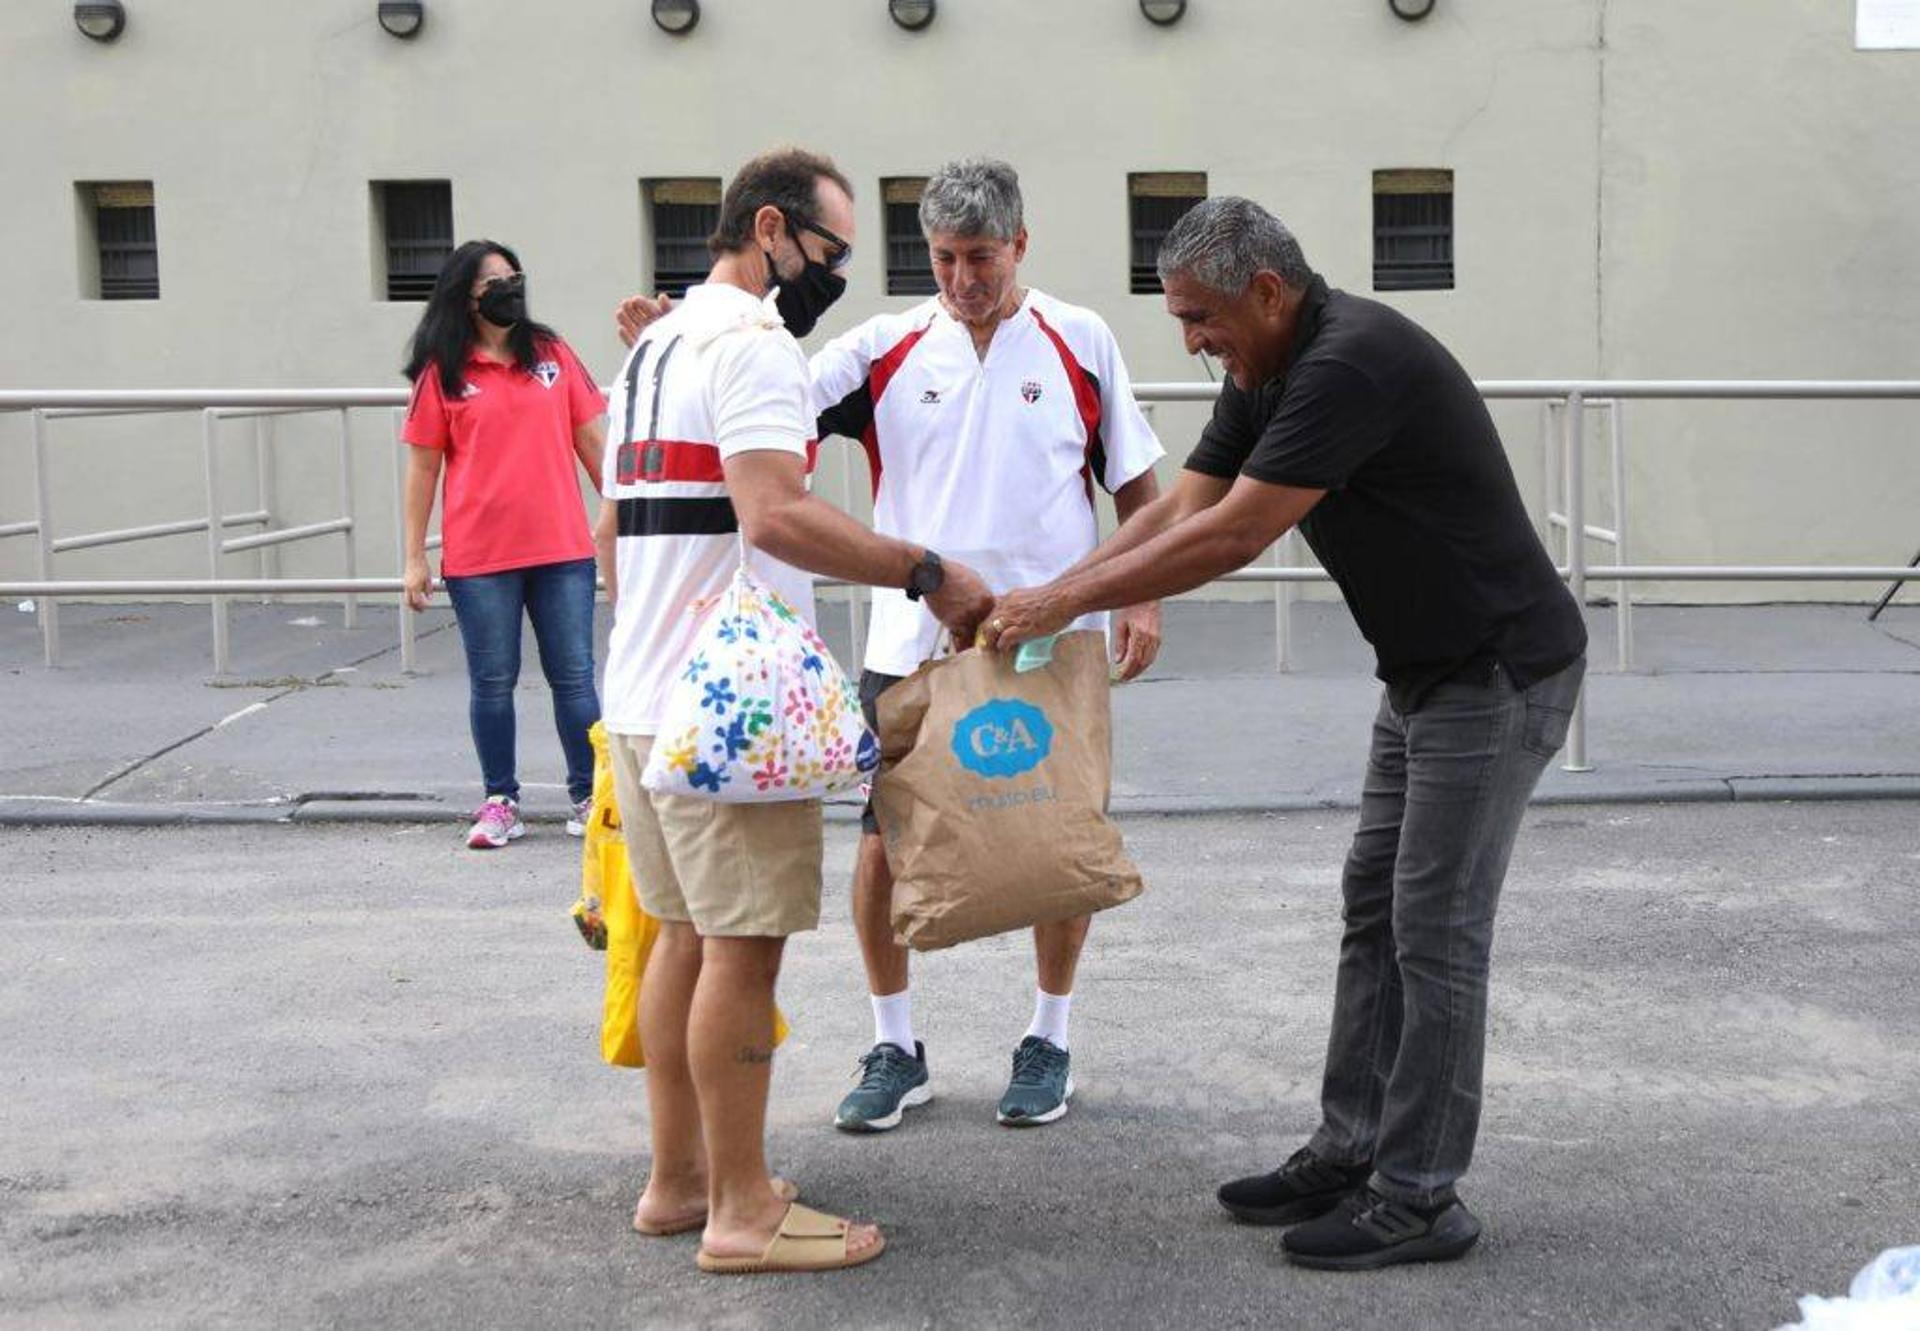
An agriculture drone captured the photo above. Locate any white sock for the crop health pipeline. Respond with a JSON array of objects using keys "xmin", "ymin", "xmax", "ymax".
[
  {"xmin": 1025, "ymin": 989, "xmax": 1072, "ymax": 1050},
  {"xmin": 871, "ymin": 989, "xmax": 915, "ymax": 1055}
]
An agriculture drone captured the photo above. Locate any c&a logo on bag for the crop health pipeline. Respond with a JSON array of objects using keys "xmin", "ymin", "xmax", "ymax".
[{"xmin": 951, "ymin": 699, "xmax": 1053, "ymax": 779}]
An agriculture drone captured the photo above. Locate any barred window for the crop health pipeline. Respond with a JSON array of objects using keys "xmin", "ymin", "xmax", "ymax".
[
  {"xmin": 1128, "ymin": 172, "xmax": 1207, "ymax": 295},
  {"xmin": 376, "ymin": 181, "xmax": 453, "ymax": 302},
  {"xmin": 646, "ymin": 178, "xmax": 722, "ymax": 298},
  {"xmin": 1373, "ymin": 169, "xmax": 1454, "ymax": 292},
  {"xmin": 882, "ymin": 177, "xmax": 936, "ymax": 296},
  {"xmin": 83, "ymin": 182, "xmax": 159, "ymax": 300}
]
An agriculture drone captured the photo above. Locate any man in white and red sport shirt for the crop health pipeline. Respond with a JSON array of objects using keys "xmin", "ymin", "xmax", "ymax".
[
  {"xmin": 626, "ymin": 155, "xmax": 1165, "ymax": 1134},
  {"xmin": 599, "ymin": 147, "xmax": 993, "ymax": 1276}
]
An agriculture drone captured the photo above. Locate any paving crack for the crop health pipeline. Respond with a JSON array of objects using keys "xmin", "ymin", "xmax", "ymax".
[
  {"xmin": 1869, "ymin": 619, "xmax": 1920, "ymax": 655},
  {"xmin": 80, "ymin": 686, "xmax": 303, "ymax": 801},
  {"xmin": 80, "ymin": 622, "xmax": 453, "ymax": 803}
]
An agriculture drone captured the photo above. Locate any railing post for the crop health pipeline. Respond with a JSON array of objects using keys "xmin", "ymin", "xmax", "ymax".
[
  {"xmin": 1273, "ymin": 530, "xmax": 1296, "ymax": 673},
  {"xmin": 337, "ymin": 408, "xmax": 358, "ymax": 629},
  {"xmin": 1563, "ymin": 391, "xmax": 1593, "ymax": 772},
  {"xmin": 202, "ymin": 409, "xmax": 230, "ymax": 674},
  {"xmin": 1541, "ymin": 399, "xmax": 1563, "ymax": 555},
  {"xmin": 392, "ymin": 409, "xmax": 417, "ymax": 675},
  {"xmin": 1609, "ymin": 400, "xmax": 1633, "ymax": 671},
  {"xmin": 253, "ymin": 416, "xmax": 277, "ymax": 602},
  {"xmin": 31, "ymin": 409, "xmax": 60, "ymax": 667}
]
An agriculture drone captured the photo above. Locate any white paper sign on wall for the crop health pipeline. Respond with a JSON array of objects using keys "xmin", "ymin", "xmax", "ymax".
[{"xmin": 1858, "ymin": 0, "xmax": 1920, "ymax": 49}]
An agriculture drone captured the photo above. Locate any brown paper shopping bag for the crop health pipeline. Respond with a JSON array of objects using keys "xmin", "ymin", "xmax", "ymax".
[{"xmin": 871, "ymin": 631, "xmax": 1144, "ymax": 951}]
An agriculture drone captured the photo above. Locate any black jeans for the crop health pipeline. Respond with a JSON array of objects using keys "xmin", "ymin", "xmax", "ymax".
[{"xmin": 1307, "ymin": 655, "xmax": 1586, "ymax": 1207}]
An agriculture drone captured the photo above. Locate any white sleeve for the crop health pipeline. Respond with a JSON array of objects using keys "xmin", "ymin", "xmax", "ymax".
[
  {"xmin": 809, "ymin": 321, "xmax": 875, "ymax": 428},
  {"xmin": 1092, "ymin": 317, "xmax": 1165, "ymax": 491},
  {"xmin": 709, "ymin": 332, "xmax": 812, "ymax": 460}
]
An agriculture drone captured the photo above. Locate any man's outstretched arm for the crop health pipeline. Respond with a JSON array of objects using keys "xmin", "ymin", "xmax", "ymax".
[{"xmin": 982, "ymin": 474, "xmax": 1323, "ymax": 652}]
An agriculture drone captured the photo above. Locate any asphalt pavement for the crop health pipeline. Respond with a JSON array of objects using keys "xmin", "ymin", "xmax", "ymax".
[
  {"xmin": 3, "ymin": 596, "xmax": 1917, "ymax": 1327},
  {"xmin": 2, "ymin": 805, "xmax": 1915, "ymax": 1329}
]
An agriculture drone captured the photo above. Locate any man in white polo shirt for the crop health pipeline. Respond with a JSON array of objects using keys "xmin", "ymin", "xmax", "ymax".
[
  {"xmin": 814, "ymin": 158, "xmax": 1166, "ymax": 1133},
  {"xmin": 618, "ymin": 157, "xmax": 1165, "ymax": 1133},
  {"xmin": 596, "ymin": 147, "xmax": 991, "ymax": 1276}
]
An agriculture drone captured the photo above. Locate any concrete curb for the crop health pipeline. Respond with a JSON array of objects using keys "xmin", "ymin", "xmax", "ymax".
[{"xmin": 5, "ymin": 775, "xmax": 1918, "ymax": 827}]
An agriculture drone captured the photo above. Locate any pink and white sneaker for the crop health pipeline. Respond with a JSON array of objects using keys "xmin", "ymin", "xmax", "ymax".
[
  {"xmin": 565, "ymin": 796, "xmax": 594, "ymax": 838},
  {"xmin": 466, "ymin": 796, "xmax": 524, "ymax": 849}
]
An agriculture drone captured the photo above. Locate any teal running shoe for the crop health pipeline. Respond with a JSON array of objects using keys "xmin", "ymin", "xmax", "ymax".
[
  {"xmin": 997, "ymin": 1036, "xmax": 1073, "ymax": 1126},
  {"xmin": 833, "ymin": 1041, "xmax": 931, "ymax": 1133}
]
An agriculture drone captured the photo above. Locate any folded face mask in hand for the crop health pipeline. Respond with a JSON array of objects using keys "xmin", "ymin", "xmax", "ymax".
[{"xmin": 1014, "ymin": 633, "xmax": 1058, "ymax": 674}]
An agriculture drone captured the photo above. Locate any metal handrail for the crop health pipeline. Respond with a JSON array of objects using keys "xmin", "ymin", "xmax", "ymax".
[
  {"xmin": 8, "ymin": 381, "xmax": 1920, "ymax": 776},
  {"xmin": 12, "ymin": 378, "xmax": 1920, "ymax": 414},
  {"xmin": 12, "ymin": 566, "xmax": 1920, "ymax": 597},
  {"xmin": 1129, "ymin": 380, "xmax": 1920, "ymax": 400},
  {"xmin": 1, "ymin": 402, "xmax": 361, "ymax": 670}
]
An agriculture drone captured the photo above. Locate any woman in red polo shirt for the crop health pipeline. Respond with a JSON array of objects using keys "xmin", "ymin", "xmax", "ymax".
[{"xmin": 401, "ymin": 239, "xmax": 607, "ymax": 849}]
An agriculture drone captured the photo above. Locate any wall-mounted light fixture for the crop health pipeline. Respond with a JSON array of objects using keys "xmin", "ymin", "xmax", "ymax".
[
  {"xmin": 652, "ymin": 0, "xmax": 700, "ymax": 34},
  {"xmin": 377, "ymin": 1, "xmax": 425, "ymax": 38},
  {"xmin": 74, "ymin": 1, "xmax": 127, "ymax": 41},
  {"xmin": 888, "ymin": 0, "xmax": 936, "ymax": 32},
  {"xmin": 1389, "ymin": 0, "xmax": 1436, "ymax": 20},
  {"xmin": 1139, "ymin": 0, "xmax": 1187, "ymax": 26}
]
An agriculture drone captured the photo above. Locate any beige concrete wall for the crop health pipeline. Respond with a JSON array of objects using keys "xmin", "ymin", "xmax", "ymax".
[
  {"xmin": 1595, "ymin": 1, "xmax": 1920, "ymax": 601},
  {"xmin": 1, "ymin": 1, "xmax": 1912, "ymax": 606}
]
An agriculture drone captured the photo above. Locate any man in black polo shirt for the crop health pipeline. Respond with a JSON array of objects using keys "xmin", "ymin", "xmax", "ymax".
[{"xmin": 980, "ymin": 196, "xmax": 1586, "ymax": 1271}]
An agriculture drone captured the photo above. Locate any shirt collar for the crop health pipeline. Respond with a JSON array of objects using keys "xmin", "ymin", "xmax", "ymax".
[
  {"xmin": 681, "ymin": 280, "xmax": 782, "ymax": 323},
  {"xmin": 465, "ymin": 345, "xmax": 514, "ymax": 369},
  {"xmin": 934, "ymin": 288, "xmax": 1032, "ymax": 332}
]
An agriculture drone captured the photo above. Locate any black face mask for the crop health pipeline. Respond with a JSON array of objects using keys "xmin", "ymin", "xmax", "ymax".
[
  {"xmin": 763, "ymin": 228, "xmax": 845, "ymax": 338},
  {"xmin": 476, "ymin": 277, "xmax": 527, "ymax": 329}
]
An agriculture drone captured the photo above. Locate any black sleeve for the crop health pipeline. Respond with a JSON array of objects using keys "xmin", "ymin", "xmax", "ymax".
[
  {"xmin": 815, "ymin": 382, "xmax": 873, "ymax": 443},
  {"xmin": 1239, "ymin": 360, "xmax": 1390, "ymax": 490},
  {"xmin": 1181, "ymin": 375, "xmax": 1259, "ymax": 478}
]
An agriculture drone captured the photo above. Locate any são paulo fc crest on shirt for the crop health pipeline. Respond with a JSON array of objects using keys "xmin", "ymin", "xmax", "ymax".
[
  {"xmin": 1020, "ymin": 380, "xmax": 1043, "ymax": 404},
  {"xmin": 531, "ymin": 360, "xmax": 561, "ymax": 388}
]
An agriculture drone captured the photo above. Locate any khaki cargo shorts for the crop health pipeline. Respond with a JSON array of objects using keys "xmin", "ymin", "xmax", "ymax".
[{"xmin": 606, "ymin": 731, "xmax": 824, "ymax": 938}]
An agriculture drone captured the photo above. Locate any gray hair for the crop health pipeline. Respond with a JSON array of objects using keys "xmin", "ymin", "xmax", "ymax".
[
  {"xmin": 1156, "ymin": 196, "xmax": 1313, "ymax": 294},
  {"xmin": 918, "ymin": 157, "xmax": 1024, "ymax": 242}
]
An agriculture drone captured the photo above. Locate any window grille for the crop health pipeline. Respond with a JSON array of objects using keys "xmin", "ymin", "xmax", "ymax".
[
  {"xmin": 85, "ymin": 182, "xmax": 159, "ymax": 300},
  {"xmin": 1129, "ymin": 172, "xmax": 1207, "ymax": 295},
  {"xmin": 882, "ymin": 177, "xmax": 936, "ymax": 296},
  {"xmin": 1373, "ymin": 169, "xmax": 1454, "ymax": 292},
  {"xmin": 647, "ymin": 178, "xmax": 722, "ymax": 298},
  {"xmin": 377, "ymin": 181, "xmax": 453, "ymax": 302}
]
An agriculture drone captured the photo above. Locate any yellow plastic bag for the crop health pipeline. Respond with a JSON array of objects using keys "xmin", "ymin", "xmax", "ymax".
[{"xmin": 580, "ymin": 723, "xmax": 789, "ymax": 1068}]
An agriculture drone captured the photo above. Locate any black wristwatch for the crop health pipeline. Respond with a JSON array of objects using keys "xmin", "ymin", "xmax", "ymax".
[{"xmin": 904, "ymin": 549, "xmax": 945, "ymax": 601}]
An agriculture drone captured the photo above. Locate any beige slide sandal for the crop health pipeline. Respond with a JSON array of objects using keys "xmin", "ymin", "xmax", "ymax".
[
  {"xmin": 634, "ymin": 1177, "xmax": 798, "ymax": 1237},
  {"xmin": 695, "ymin": 1202, "xmax": 885, "ymax": 1274}
]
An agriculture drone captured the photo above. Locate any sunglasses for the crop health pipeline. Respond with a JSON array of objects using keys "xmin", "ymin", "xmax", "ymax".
[
  {"xmin": 791, "ymin": 218, "xmax": 853, "ymax": 272},
  {"xmin": 471, "ymin": 272, "xmax": 524, "ymax": 299}
]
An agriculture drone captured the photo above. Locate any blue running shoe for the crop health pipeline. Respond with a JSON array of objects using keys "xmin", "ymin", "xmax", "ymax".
[
  {"xmin": 997, "ymin": 1036, "xmax": 1073, "ymax": 1126},
  {"xmin": 833, "ymin": 1041, "xmax": 932, "ymax": 1133}
]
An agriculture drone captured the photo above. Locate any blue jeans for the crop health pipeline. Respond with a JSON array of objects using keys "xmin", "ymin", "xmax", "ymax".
[
  {"xmin": 444, "ymin": 557, "xmax": 600, "ymax": 805},
  {"xmin": 1307, "ymin": 655, "xmax": 1587, "ymax": 1208}
]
